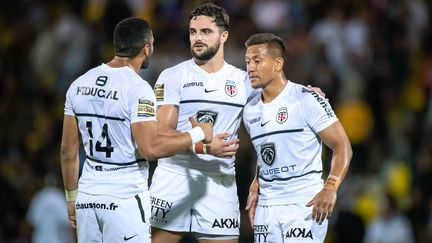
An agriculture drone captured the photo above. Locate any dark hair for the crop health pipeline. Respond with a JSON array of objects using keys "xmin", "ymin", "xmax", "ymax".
[
  {"xmin": 113, "ymin": 17, "xmax": 152, "ymax": 57},
  {"xmin": 190, "ymin": 3, "xmax": 229, "ymax": 31},
  {"xmin": 245, "ymin": 33, "xmax": 286, "ymax": 58}
]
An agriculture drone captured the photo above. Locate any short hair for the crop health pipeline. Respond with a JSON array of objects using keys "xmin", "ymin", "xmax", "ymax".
[
  {"xmin": 245, "ymin": 33, "xmax": 286, "ymax": 59},
  {"xmin": 190, "ymin": 3, "xmax": 230, "ymax": 31},
  {"xmin": 113, "ymin": 17, "xmax": 152, "ymax": 58}
]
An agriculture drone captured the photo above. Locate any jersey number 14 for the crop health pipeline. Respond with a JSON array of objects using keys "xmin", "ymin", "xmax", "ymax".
[{"xmin": 86, "ymin": 121, "xmax": 114, "ymax": 158}]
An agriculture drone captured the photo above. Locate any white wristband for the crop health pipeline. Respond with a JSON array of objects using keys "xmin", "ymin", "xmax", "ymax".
[{"xmin": 187, "ymin": 126, "xmax": 205, "ymax": 145}]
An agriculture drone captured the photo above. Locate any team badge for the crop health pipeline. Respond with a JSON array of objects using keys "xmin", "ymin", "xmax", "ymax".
[
  {"xmin": 196, "ymin": 110, "xmax": 218, "ymax": 125},
  {"xmin": 154, "ymin": 84, "xmax": 164, "ymax": 101},
  {"xmin": 225, "ymin": 80, "xmax": 237, "ymax": 97},
  {"xmin": 137, "ymin": 99, "xmax": 155, "ymax": 117},
  {"xmin": 260, "ymin": 143, "xmax": 276, "ymax": 166},
  {"xmin": 276, "ymin": 107, "xmax": 288, "ymax": 124}
]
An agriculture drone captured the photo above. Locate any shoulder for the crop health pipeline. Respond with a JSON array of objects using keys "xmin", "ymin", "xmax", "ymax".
[
  {"xmin": 161, "ymin": 59, "xmax": 192, "ymax": 75},
  {"xmin": 225, "ymin": 63, "xmax": 247, "ymax": 78}
]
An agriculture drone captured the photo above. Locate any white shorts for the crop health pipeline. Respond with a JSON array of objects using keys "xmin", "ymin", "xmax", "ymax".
[
  {"xmin": 76, "ymin": 191, "xmax": 151, "ymax": 243},
  {"xmin": 149, "ymin": 166, "xmax": 240, "ymax": 236},
  {"xmin": 253, "ymin": 204, "xmax": 328, "ymax": 242}
]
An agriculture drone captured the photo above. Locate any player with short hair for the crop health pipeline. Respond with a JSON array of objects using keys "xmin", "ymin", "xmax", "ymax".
[
  {"xmin": 60, "ymin": 17, "xmax": 212, "ymax": 243},
  {"xmin": 150, "ymin": 3, "xmax": 249, "ymax": 243},
  {"xmin": 243, "ymin": 33, "xmax": 352, "ymax": 243}
]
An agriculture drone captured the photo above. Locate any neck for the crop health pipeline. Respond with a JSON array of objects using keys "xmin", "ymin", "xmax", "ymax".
[
  {"xmin": 262, "ymin": 76, "xmax": 288, "ymax": 103},
  {"xmin": 107, "ymin": 56, "xmax": 141, "ymax": 74},
  {"xmin": 194, "ymin": 48, "xmax": 225, "ymax": 73}
]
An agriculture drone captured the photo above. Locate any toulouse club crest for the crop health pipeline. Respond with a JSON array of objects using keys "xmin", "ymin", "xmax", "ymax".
[
  {"xmin": 260, "ymin": 143, "xmax": 276, "ymax": 166},
  {"xmin": 225, "ymin": 80, "xmax": 237, "ymax": 97},
  {"xmin": 276, "ymin": 107, "xmax": 288, "ymax": 124}
]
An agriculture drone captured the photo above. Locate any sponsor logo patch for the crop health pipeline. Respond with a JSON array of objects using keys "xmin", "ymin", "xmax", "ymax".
[
  {"xmin": 212, "ymin": 218, "xmax": 239, "ymax": 228},
  {"xmin": 196, "ymin": 110, "xmax": 218, "ymax": 125},
  {"xmin": 285, "ymin": 228, "xmax": 313, "ymax": 239},
  {"xmin": 311, "ymin": 91, "xmax": 334, "ymax": 118},
  {"xmin": 154, "ymin": 84, "xmax": 164, "ymax": 101},
  {"xmin": 150, "ymin": 196, "xmax": 172, "ymax": 224},
  {"xmin": 137, "ymin": 99, "xmax": 155, "ymax": 117},
  {"xmin": 254, "ymin": 225, "xmax": 269, "ymax": 242},
  {"xmin": 260, "ymin": 143, "xmax": 276, "ymax": 166}
]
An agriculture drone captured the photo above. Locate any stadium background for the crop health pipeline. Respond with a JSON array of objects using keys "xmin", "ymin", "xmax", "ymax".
[{"xmin": 0, "ymin": 0, "xmax": 431, "ymax": 242}]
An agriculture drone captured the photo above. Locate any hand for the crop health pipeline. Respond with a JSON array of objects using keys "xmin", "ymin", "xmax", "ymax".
[
  {"xmin": 67, "ymin": 201, "xmax": 77, "ymax": 228},
  {"xmin": 206, "ymin": 133, "xmax": 239, "ymax": 158},
  {"xmin": 306, "ymin": 188, "xmax": 337, "ymax": 224},
  {"xmin": 246, "ymin": 190, "xmax": 258, "ymax": 229},
  {"xmin": 306, "ymin": 85, "xmax": 326, "ymax": 98},
  {"xmin": 189, "ymin": 117, "xmax": 213, "ymax": 143}
]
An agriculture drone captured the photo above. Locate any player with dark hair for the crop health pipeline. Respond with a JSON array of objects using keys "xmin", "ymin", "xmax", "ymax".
[
  {"xmin": 150, "ymin": 4, "xmax": 326, "ymax": 242},
  {"xmin": 60, "ymin": 17, "xmax": 212, "ymax": 243},
  {"xmin": 150, "ymin": 3, "xmax": 248, "ymax": 243},
  {"xmin": 243, "ymin": 33, "xmax": 352, "ymax": 243}
]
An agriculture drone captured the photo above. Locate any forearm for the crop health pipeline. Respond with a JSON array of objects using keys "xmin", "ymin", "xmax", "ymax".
[
  {"xmin": 60, "ymin": 151, "xmax": 80, "ymax": 191},
  {"xmin": 250, "ymin": 163, "xmax": 259, "ymax": 192},
  {"xmin": 328, "ymin": 144, "xmax": 352, "ymax": 181},
  {"xmin": 325, "ymin": 143, "xmax": 352, "ymax": 191}
]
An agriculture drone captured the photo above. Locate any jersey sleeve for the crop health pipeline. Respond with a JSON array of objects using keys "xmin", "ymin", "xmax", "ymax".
[
  {"xmin": 64, "ymin": 83, "xmax": 75, "ymax": 116},
  {"xmin": 129, "ymin": 79, "xmax": 157, "ymax": 124},
  {"xmin": 153, "ymin": 68, "xmax": 182, "ymax": 106},
  {"xmin": 301, "ymin": 92, "xmax": 338, "ymax": 133}
]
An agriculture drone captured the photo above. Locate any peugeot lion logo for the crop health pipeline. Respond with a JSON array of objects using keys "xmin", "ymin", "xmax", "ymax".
[{"xmin": 260, "ymin": 143, "xmax": 276, "ymax": 166}]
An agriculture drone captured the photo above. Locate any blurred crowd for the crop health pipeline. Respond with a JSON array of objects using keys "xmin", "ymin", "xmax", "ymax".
[{"xmin": 1, "ymin": 0, "xmax": 431, "ymax": 242}]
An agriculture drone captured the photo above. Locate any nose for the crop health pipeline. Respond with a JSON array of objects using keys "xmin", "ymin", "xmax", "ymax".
[{"xmin": 246, "ymin": 63, "xmax": 255, "ymax": 73}]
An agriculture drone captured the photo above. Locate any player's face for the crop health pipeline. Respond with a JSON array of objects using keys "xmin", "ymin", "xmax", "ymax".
[
  {"xmin": 245, "ymin": 44, "xmax": 277, "ymax": 89},
  {"xmin": 141, "ymin": 35, "xmax": 154, "ymax": 69},
  {"xmin": 189, "ymin": 16, "xmax": 224, "ymax": 61}
]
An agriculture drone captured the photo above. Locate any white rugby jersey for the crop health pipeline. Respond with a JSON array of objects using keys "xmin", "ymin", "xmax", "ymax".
[
  {"xmin": 64, "ymin": 63, "xmax": 156, "ymax": 198},
  {"xmin": 243, "ymin": 81, "xmax": 338, "ymax": 205},
  {"xmin": 154, "ymin": 59, "xmax": 252, "ymax": 176}
]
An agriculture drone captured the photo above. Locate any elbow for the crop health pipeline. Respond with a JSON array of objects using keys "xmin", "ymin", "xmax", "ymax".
[{"xmin": 137, "ymin": 147, "xmax": 159, "ymax": 162}]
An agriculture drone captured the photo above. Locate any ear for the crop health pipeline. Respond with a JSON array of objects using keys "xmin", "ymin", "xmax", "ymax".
[
  {"xmin": 274, "ymin": 57, "xmax": 284, "ymax": 72},
  {"xmin": 220, "ymin": 30, "xmax": 229, "ymax": 44},
  {"xmin": 143, "ymin": 43, "xmax": 151, "ymax": 57}
]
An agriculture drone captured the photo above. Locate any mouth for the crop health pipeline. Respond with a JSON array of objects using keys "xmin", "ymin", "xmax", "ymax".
[
  {"xmin": 193, "ymin": 43, "xmax": 205, "ymax": 49},
  {"xmin": 249, "ymin": 75, "xmax": 259, "ymax": 81}
]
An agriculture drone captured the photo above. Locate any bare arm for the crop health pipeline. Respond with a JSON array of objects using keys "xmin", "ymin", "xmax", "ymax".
[
  {"xmin": 246, "ymin": 162, "xmax": 260, "ymax": 229},
  {"xmin": 156, "ymin": 104, "xmax": 182, "ymax": 136},
  {"xmin": 306, "ymin": 121, "xmax": 352, "ymax": 223},
  {"xmin": 60, "ymin": 115, "xmax": 80, "ymax": 228},
  {"xmin": 156, "ymin": 104, "xmax": 238, "ymax": 157}
]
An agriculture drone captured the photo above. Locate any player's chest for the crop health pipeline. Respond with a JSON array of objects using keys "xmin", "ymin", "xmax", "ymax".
[
  {"xmin": 180, "ymin": 76, "xmax": 246, "ymax": 104},
  {"xmin": 245, "ymin": 101, "xmax": 304, "ymax": 136}
]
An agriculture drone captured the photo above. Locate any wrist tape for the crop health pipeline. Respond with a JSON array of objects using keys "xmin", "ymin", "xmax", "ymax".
[
  {"xmin": 187, "ymin": 126, "xmax": 205, "ymax": 145},
  {"xmin": 192, "ymin": 142, "xmax": 208, "ymax": 154},
  {"xmin": 323, "ymin": 175, "xmax": 341, "ymax": 191},
  {"xmin": 65, "ymin": 189, "xmax": 77, "ymax": 202}
]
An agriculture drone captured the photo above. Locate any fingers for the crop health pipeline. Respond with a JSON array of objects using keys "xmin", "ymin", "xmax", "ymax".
[
  {"xmin": 310, "ymin": 202, "xmax": 335, "ymax": 224},
  {"xmin": 189, "ymin": 116, "xmax": 198, "ymax": 127},
  {"xmin": 69, "ymin": 216, "xmax": 77, "ymax": 228},
  {"xmin": 215, "ymin": 133, "xmax": 231, "ymax": 139},
  {"xmin": 306, "ymin": 84, "xmax": 326, "ymax": 97},
  {"xmin": 305, "ymin": 198, "xmax": 314, "ymax": 207}
]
